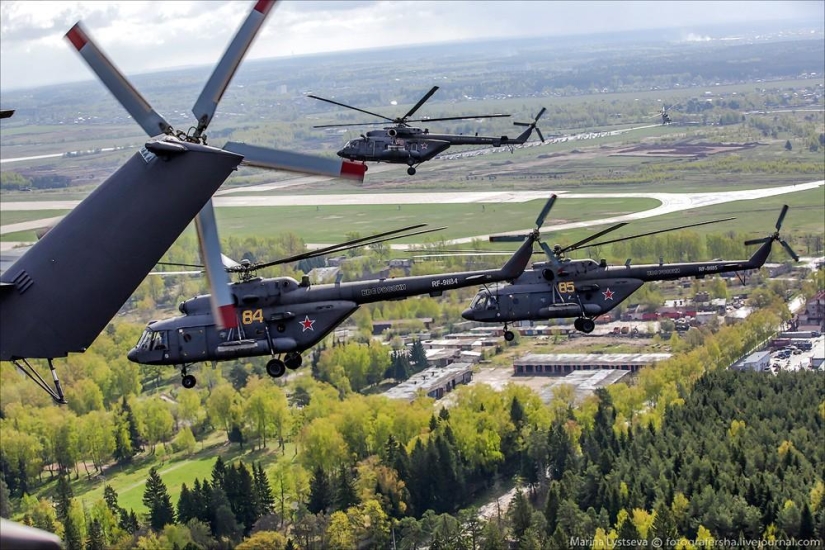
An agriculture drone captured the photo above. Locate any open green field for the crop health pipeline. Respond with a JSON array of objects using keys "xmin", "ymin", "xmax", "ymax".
[
  {"xmin": 213, "ymin": 197, "xmax": 660, "ymax": 242},
  {"xmin": 0, "ymin": 210, "xmax": 71, "ymax": 225},
  {"xmin": 33, "ymin": 434, "xmax": 298, "ymax": 515}
]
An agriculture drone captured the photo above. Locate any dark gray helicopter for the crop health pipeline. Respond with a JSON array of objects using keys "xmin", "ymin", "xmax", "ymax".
[
  {"xmin": 461, "ymin": 196, "xmax": 798, "ymax": 340},
  {"xmin": 0, "ymin": 0, "xmax": 366, "ymax": 404},
  {"xmin": 309, "ymin": 86, "xmax": 546, "ymax": 175},
  {"xmin": 126, "ymin": 213, "xmax": 542, "ymax": 387}
]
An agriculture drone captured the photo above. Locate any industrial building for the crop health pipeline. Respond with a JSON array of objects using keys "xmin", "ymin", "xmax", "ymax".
[
  {"xmin": 384, "ymin": 362, "xmax": 474, "ymax": 402},
  {"xmin": 738, "ymin": 351, "xmax": 770, "ymax": 372},
  {"xmin": 513, "ymin": 353, "xmax": 672, "ymax": 375}
]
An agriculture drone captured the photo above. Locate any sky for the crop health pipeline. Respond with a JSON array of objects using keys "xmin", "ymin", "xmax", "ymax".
[{"xmin": 0, "ymin": 0, "xmax": 823, "ymax": 91}]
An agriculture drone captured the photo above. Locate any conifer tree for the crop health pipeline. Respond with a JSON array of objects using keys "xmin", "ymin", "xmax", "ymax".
[
  {"xmin": 0, "ymin": 476, "xmax": 10, "ymax": 519},
  {"xmin": 86, "ymin": 518, "xmax": 106, "ymax": 550},
  {"xmin": 234, "ymin": 462, "xmax": 258, "ymax": 534},
  {"xmin": 333, "ymin": 467, "xmax": 359, "ymax": 511},
  {"xmin": 143, "ymin": 467, "xmax": 175, "ymax": 531},
  {"xmin": 177, "ymin": 483, "xmax": 198, "ymax": 525},
  {"xmin": 103, "ymin": 485, "xmax": 121, "ymax": 518},
  {"xmin": 55, "ymin": 473, "xmax": 73, "ymax": 522},
  {"xmin": 308, "ymin": 466, "xmax": 331, "ymax": 514},
  {"xmin": 211, "ymin": 457, "xmax": 227, "ymax": 491},
  {"xmin": 253, "ymin": 463, "xmax": 275, "ymax": 516}
]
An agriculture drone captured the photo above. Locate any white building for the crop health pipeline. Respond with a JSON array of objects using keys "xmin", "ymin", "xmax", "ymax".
[{"xmin": 739, "ymin": 351, "xmax": 770, "ymax": 372}]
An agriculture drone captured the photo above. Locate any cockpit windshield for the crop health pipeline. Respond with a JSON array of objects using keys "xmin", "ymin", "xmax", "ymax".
[
  {"xmin": 136, "ymin": 329, "xmax": 168, "ymax": 351},
  {"xmin": 470, "ymin": 292, "xmax": 498, "ymax": 310}
]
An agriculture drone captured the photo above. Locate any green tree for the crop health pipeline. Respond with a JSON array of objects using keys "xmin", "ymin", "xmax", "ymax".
[
  {"xmin": 308, "ymin": 465, "xmax": 332, "ymax": 514},
  {"xmin": 143, "ymin": 467, "xmax": 176, "ymax": 531}
]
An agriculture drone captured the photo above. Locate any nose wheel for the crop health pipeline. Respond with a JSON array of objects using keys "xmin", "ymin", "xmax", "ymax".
[
  {"xmin": 407, "ymin": 166, "xmax": 417, "ymax": 176},
  {"xmin": 180, "ymin": 365, "xmax": 197, "ymax": 388}
]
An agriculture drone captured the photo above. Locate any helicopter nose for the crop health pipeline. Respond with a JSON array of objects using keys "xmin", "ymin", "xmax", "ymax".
[
  {"xmin": 336, "ymin": 150, "xmax": 345, "ymax": 158},
  {"xmin": 461, "ymin": 308, "xmax": 475, "ymax": 321},
  {"xmin": 126, "ymin": 348, "xmax": 140, "ymax": 363}
]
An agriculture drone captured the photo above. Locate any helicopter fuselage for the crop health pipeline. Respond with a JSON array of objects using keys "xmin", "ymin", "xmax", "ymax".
[
  {"xmin": 128, "ymin": 233, "xmax": 535, "ymax": 368},
  {"xmin": 462, "ymin": 238, "xmax": 772, "ymax": 327},
  {"xmin": 336, "ymin": 126, "xmax": 533, "ymax": 168}
]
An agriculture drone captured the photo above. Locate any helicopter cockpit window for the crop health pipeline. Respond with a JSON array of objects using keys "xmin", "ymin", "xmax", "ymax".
[
  {"xmin": 136, "ymin": 330, "xmax": 152, "ymax": 351},
  {"xmin": 150, "ymin": 331, "xmax": 168, "ymax": 351},
  {"xmin": 470, "ymin": 292, "xmax": 497, "ymax": 310}
]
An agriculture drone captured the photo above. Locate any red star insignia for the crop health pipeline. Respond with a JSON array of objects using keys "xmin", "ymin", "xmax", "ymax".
[
  {"xmin": 421, "ymin": 142, "xmax": 428, "ymax": 150},
  {"xmin": 602, "ymin": 288, "xmax": 615, "ymax": 301},
  {"xmin": 299, "ymin": 315, "xmax": 315, "ymax": 332}
]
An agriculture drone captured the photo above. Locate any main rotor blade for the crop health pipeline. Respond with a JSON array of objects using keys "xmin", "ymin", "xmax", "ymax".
[
  {"xmin": 308, "ymin": 94, "xmax": 394, "ymax": 122},
  {"xmin": 404, "ymin": 114, "xmax": 511, "ymax": 123},
  {"xmin": 775, "ymin": 204, "xmax": 789, "ymax": 231},
  {"xmin": 535, "ymin": 195, "xmax": 557, "ymax": 228},
  {"xmin": 65, "ymin": 23, "xmax": 172, "ymax": 137},
  {"xmin": 780, "ymin": 239, "xmax": 800, "ymax": 262},
  {"xmin": 313, "ymin": 121, "xmax": 395, "ymax": 128},
  {"xmin": 490, "ymin": 235, "xmax": 529, "ymax": 243},
  {"xmin": 402, "ymin": 86, "xmax": 439, "ymax": 120},
  {"xmin": 192, "ymin": 0, "xmax": 276, "ymax": 133},
  {"xmin": 195, "ymin": 201, "xmax": 238, "ymax": 330},
  {"xmin": 560, "ymin": 223, "xmax": 628, "ymax": 253},
  {"xmin": 236, "ymin": 224, "xmax": 428, "ymax": 271},
  {"xmin": 283, "ymin": 226, "xmax": 448, "ymax": 265},
  {"xmin": 223, "ymin": 142, "xmax": 366, "ymax": 181},
  {"xmin": 578, "ymin": 217, "xmax": 736, "ymax": 250}
]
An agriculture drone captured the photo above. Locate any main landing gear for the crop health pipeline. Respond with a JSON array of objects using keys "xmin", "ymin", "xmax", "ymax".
[
  {"xmin": 407, "ymin": 166, "xmax": 417, "ymax": 176},
  {"xmin": 574, "ymin": 318, "xmax": 595, "ymax": 334},
  {"xmin": 503, "ymin": 324, "xmax": 516, "ymax": 342},
  {"xmin": 266, "ymin": 352, "xmax": 303, "ymax": 379}
]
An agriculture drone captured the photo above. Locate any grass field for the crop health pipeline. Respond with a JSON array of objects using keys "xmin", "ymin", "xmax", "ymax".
[
  {"xmin": 33, "ymin": 431, "xmax": 298, "ymax": 515},
  {"xmin": 213, "ymin": 197, "xmax": 661, "ymax": 242},
  {"xmin": 0, "ymin": 210, "xmax": 71, "ymax": 225}
]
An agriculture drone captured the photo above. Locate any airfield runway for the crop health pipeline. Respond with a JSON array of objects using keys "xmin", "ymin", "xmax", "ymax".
[{"xmin": 2, "ymin": 180, "xmax": 822, "ymax": 245}]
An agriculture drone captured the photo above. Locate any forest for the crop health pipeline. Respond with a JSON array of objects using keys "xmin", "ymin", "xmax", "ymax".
[{"xmin": 0, "ymin": 266, "xmax": 822, "ymax": 548}]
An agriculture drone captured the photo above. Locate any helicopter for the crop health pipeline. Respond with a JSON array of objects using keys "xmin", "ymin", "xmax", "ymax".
[
  {"xmin": 461, "ymin": 196, "xmax": 799, "ymax": 340},
  {"xmin": 0, "ymin": 0, "xmax": 366, "ymax": 404},
  {"xmin": 309, "ymin": 86, "xmax": 547, "ymax": 175},
  {"xmin": 126, "ymin": 204, "xmax": 545, "ymax": 387}
]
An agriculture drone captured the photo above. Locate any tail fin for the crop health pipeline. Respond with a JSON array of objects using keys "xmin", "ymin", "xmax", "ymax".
[{"xmin": 499, "ymin": 230, "xmax": 538, "ymax": 279}]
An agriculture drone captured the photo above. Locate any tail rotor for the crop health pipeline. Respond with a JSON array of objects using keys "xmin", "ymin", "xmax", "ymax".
[
  {"xmin": 744, "ymin": 205, "xmax": 799, "ymax": 261},
  {"xmin": 513, "ymin": 107, "xmax": 547, "ymax": 142}
]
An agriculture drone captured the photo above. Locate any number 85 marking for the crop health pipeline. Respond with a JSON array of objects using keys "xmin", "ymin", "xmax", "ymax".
[{"xmin": 557, "ymin": 282, "xmax": 575, "ymax": 294}]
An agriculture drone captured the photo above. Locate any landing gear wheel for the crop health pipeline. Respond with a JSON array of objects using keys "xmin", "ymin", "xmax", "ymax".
[
  {"xmin": 574, "ymin": 318, "xmax": 583, "ymax": 332},
  {"xmin": 284, "ymin": 352, "xmax": 303, "ymax": 370},
  {"xmin": 504, "ymin": 330, "xmax": 515, "ymax": 342},
  {"xmin": 266, "ymin": 359, "xmax": 286, "ymax": 378},
  {"xmin": 181, "ymin": 374, "xmax": 196, "ymax": 389},
  {"xmin": 407, "ymin": 166, "xmax": 416, "ymax": 176},
  {"xmin": 580, "ymin": 318, "xmax": 595, "ymax": 334}
]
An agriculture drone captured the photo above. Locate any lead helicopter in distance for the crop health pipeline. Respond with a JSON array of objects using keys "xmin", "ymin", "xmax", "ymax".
[
  {"xmin": 309, "ymin": 86, "xmax": 547, "ymax": 175},
  {"xmin": 461, "ymin": 196, "xmax": 798, "ymax": 340},
  {"xmin": 127, "ymin": 204, "xmax": 545, "ymax": 387}
]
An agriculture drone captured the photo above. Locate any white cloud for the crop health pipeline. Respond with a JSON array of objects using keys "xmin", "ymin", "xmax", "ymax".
[{"xmin": 1, "ymin": 0, "xmax": 822, "ymax": 90}]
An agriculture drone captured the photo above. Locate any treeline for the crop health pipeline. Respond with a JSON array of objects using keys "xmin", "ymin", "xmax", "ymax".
[{"xmin": 0, "ymin": 171, "xmax": 72, "ymax": 191}]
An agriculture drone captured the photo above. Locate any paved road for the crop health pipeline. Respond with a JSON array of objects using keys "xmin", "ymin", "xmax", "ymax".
[{"xmin": 3, "ymin": 180, "xmax": 821, "ymax": 243}]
